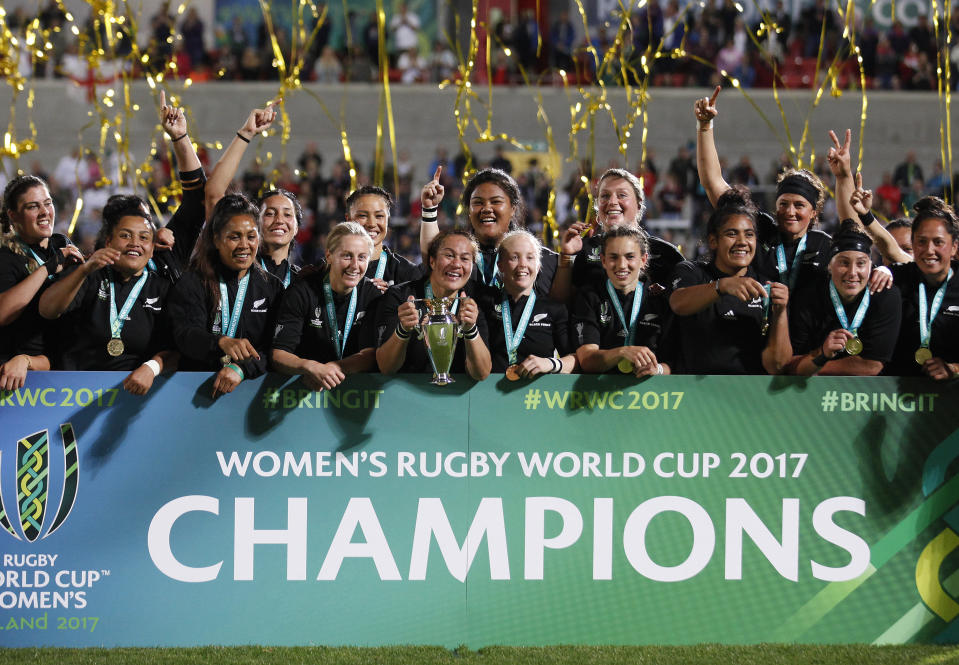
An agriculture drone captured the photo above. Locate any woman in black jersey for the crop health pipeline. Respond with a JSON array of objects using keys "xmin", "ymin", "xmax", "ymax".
[
  {"xmin": 345, "ymin": 185, "xmax": 421, "ymax": 291},
  {"xmin": 271, "ymin": 222, "xmax": 381, "ymax": 390},
  {"xmin": 853, "ymin": 187, "xmax": 959, "ymax": 378},
  {"xmin": 573, "ymin": 226, "xmax": 675, "ymax": 376},
  {"xmin": 169, "ymin": 194, "xmax": 283, "ymax": 397},
  {"xmin": 376, "ymin": 229, "xmax": 491, "ymax": 381},
  {"xmin": 478, "ymin": 230, "xmax": 574, "ymax": 377},
  {"xmin": 669, "ymin": 187, "xmax": 791, "ymax": 374},
  {"xmin": 38, "ymin": 196, "xmax": 176, "ymax": 394},
  {"xmin": 0, "ymin": 175, "xmax": 84, "ymax": 390},
  {"xmin": 205, "ymin": 102, "xmax": 301, "ymax": 288},
  {"xmin": 786, "ymin": 221, "xmax": 901, "ymax": 376},
  {"xmin": 557, "ymin": 168, "xmax": 685, "ymax": 299},
  {"xmin": 418, "ymin": 167, "xmax": 569, "ymax": 300},
  {"xmin": 695, "ymin": 87, "xmax": 836, "ymax": 285}
]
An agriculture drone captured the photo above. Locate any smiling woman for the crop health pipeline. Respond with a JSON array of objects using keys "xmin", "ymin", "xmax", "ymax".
[
  {"xmin": 668, "ymin": 187, "xmax": 791, "ymax": 375},
  {"xmin": 346, "ymin": 186, "xmax": 422, "ymax": 292},
  {"xmin": 271, "ymin": 222, "xmax": 382, "ymax": 391},
  {"xmin": 168, "ymin": 194, "xmax": 284, "ymax": 398},
  {"xmin": 787, "ymin": 221, "xmax": 902, "ymax": 376},
  {"xmin": 37, "ymin": 195, "xmax": 177, "ymax": 395},
  {"xmin": 0, "ymin": 175, "xmax": 84, "ymax": 390},
  {"xmin": 375, "ymin": 229, "xmax": 491, "ymax": 381}
]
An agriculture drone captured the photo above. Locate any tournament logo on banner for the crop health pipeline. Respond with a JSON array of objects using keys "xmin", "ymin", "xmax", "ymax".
[{"xmin": 0, "ymin": 424, "xmax": 79, "ymax": 543}]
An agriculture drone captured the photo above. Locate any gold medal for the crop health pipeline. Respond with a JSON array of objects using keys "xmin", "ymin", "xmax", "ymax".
[
  {"xmin": 844, "ymin": 337, "xmax": 863, "ymax": 356},
  {"xmin": 505, "ymin": 365, "xmax": 521, "ymax": 381},
  {"xmin": 107, "ymin": 338, "xmax": 125, "ymax": 357},
  {"xmin": 617, "ymin": 358, "xmax": 634, "ymax": 374},
  {"xmin": 915, "ymin": 347, "xmax": 933, "ymax": 365}
]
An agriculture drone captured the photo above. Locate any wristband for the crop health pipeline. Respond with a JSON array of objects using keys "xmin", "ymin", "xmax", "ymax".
[
  {"xmin": 236, "ymin": 132, "xmax": 250, "ymax": 143},
  {"xmin": 395, "ymin": 323, "xmax": 411, "ymax": 340},
  {"xmin": 656, "ymin": 363, "xmax": 664, "ymax": 375},
  {"xmin": 421, "ymin": 206, "xmax": 438, "ymax": 213},
  {"xmin": 421, "ymin": 207, "xmax": 438, "ymax": 222},
  {"xmin": 549, "ymin": 357, "xmax": 562, "ymax": 374},
  {"xmin": 698, "ymin": 120, "xmax": 713, "ymax": 131},
  {"xmin": 857, "ymin": 210, "xmax": 877, "ymax": 226},
  {"xmin": 172, "ymin": 133, "xmax": 188, "ymax": 142},
  {"xmin": 812, "ymin": 353, "xmax": 828, "ymax": 368},
  {"xmin": 143, "ymin": 359, "xmax": 161, "ymax": 377},
  {"xmin": 559, "ymin": 254, "xmax": 575, "ymax": 268},
  {"xmin": 712, "ymin": 279, "xmax": 721, "ymax": 293},
  {"xmin": 462, "ymin": 325, "xmax": 479, "ymax": 340},
  {"xmin": 225, "ymin": 363, "xmax": 245, "ymax": 380}
]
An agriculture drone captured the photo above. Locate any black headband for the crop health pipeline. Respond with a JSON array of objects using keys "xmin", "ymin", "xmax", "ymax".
[
  {"xmin": 831, "ymin": 228, "xmax": 873, "ymax": 257},
  {"xmin": 776, "ymin": 176, "xmax": 819, "ymax": 208}
]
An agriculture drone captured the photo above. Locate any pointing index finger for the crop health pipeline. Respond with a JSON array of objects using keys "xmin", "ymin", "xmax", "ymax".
[
  {"xmin": 160, "ymin": 89, "xmax": 167, "ymax": 110},
  {"xmin": 433, "ymin": 165, "xmax": 442, "ymax": 182},
  {"xmin": 855, "ymin": 171, "xmax": 862, "ymax": 189},
  {"xmin": 708, "ymin": 85, "xmax": 720, "ymax": 106}
]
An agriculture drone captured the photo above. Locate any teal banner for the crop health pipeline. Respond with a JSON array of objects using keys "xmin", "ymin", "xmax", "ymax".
[{"xmin": 0, "ymin": 373, "xmax": 957, "ymax": 646}]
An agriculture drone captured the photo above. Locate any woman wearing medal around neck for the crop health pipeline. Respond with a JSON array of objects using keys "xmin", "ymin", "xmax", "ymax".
[
  {"xmin": 554, "ymin": 168, "xmax": 685, "ymax": 301},
  {"xmin": 0, "ymin": 175, "xmax": 84, "ymax": 390},
  {"xmin": 669, "ymin": 187, "xmax": 791, "ymax": 374},
  {"xmin": 786, "ymin": 221, "xmax": 901, "ymax": 376},
  {"xmin": 346, "ymin": 185, "xmax": 422, "ymax": 293},
  {"xmin": 38, "ymin": 197, "xmax": 176, "ymax": 394},
  {"xmin": 573, "ymin": 226, "xmax": 675, "ymax": 376},
  {"xmin": 169, "ymin": 194, "xmax": 283, "ymax": 397},
  {"xmin": 850, "ymin": 184, "xmax": 959, "ymax": 378},
  {"xmin": 695, "ymin": 87, "xmax": 835, "ymax": 286},
  {"xmin": 271, "ymin": 222, "xmax": 381, "ymax": 390},
  {"xmin": 418, "ymin": 167, "xmax": 568, "ymax": 300},
  {"xmin": 375, "ymin": 229, "xmax": 491, "ymax": 380},
  {"xmin": 204, "ymin": 101, "xmax": 301, "ymax": 288},
  {"xmin": 478, "ymin": 230, "xmax": 575, "ymax": 378}
]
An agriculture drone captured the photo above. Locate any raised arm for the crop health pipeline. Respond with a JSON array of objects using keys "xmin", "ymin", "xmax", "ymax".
[
  {"xmin": 205, "ymin": 102, "xmax": 277, "ymax": 218},
  {"xmin": 419, "ymin": 165, "xmax": 445, "ymax": 258},
  {"xmin": 826, "ymin": 129, "xmax": 857, "ymax": 223},
  {"xmin": 851, "ymin": 172, "xmax": 913, "ymax": 265},
  {"xmin": 694, "ymin": 86, "xmax": 730, "ymax": 207},
  {"xmin": 160, "ymin": 90, "xmax": 201, "ymax": 173}
]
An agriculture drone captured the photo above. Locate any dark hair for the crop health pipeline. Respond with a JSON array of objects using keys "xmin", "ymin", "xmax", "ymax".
[
  {"xmin": 2, "ymin": 175, "xmax": 49, "ymax": 234},
  {"xmin": 775, "ymin": 168, "xmax": 825, "ymax": 221},
  {"xmin": 461, "ymin": 168, "xmax": 525, "ymax": 229},
  {"xmin": 601, "ymin": 224, "xmax": 649, "ymax": 256},
  {"xmin": 191, "ymin": 193, "xmax": 261, "ymax": 310},
  {"xmin": 885, "ymin": 218, "xmax": 913, "ymax": 233},
  {"xmin": 426, "ymin": 229, "xmax": 478, "ymax": 275},
  {"xmin": 912, "ymin": 196, "xmax": 959, "ymax": 242},
  {"xmin": 706, "ymin": 185, "xmax": 758, "ymax": 238},
  {"xmin": 96, "ymin": 194, "xmax": 156, "ymax": 249},
  {"xmin": 259, "ymin": 188, "xmax": 303, "ymax": 228},
  {"xmin": 346, "ymin": 185, "xmax": 394, "ymax": 214},
  {"xmin": 595, "ymin": 168, "xmax": 647, "ymax": 225}
]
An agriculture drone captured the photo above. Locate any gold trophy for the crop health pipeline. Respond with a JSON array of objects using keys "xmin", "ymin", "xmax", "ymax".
[{"xmin": 416, "ymin": 297, "xmax": 464, "ymax": 386}]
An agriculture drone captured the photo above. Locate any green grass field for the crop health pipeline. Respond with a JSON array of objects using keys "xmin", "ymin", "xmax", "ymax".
[{"xmin": 2, "ymin": 645, "xmax": 959, "ymax": 665}]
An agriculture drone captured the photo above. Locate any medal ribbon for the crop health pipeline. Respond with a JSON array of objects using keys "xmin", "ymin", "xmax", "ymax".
[
  {"xmin": 19, "ymin": 241, "xmax": 55, "ymax": 280},
  {"xmin": 260, "ymin": 258, "xmax": 291, "ymax": 288},
  {"xmin": 828, "ymin": 281, "xmax": 870, "ymax": 337},
  {"xmin": 501, "ymin": 292, "xmax": 537, "ymax": 365},
  {"xmin": 109, "ymin": 271, "xmax": 149, "ymax": 339},
  {"xmin": 322, "ymin": 275, "xmax": 358, "ymax": 360},
  {"xmin": 476, "ymin": 253, "xmax": 501, "ymax": 288},
  {"xmin": 606, "ymin": 279, "xmax": 643, "ymax": 346},
  {"xmin": 775, "ymin": 234, "xmax": 807, "ymax": 290},
  {"xmin": 218, "ymin": 273, "xmax": 250, "ymax": 337},
  {"xmin": 373, "ymin": 251, "xmax": 388, "ymax": 281},
  {"xmin": 918, "ymin": 269, "xmax": 953, "ymax": 349}
]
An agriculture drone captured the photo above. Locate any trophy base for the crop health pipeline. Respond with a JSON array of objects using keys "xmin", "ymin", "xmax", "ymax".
[{"xmin": 431, "ymin": 373, "xmax": 455, "ymax": 386}]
